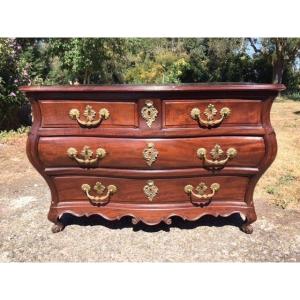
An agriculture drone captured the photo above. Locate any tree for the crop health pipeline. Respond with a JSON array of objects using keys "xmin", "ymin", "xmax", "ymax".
[
  {"xmin": 248, "ymin": 38, "xmax": 300, "ymax": 84},
  {"xmin": 124, "ymin": 38, "xmax": 189, "ymax": 83},
  {"xmin": 180, "ymin": 38, "xmax": 250, "ymax": 83},
  {"xmin": 0, "ymin": 39, "xmax": 30, "ymax": 129},
  {"xmin": 1, "ymin": 37, "xmax": 300, "ymax": 130},
  {"xmin": 48, "ymin": 38, "xmax": 127, "ymax": 84}
]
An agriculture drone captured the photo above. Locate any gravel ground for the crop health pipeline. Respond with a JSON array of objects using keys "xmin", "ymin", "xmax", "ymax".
[{"xmin": 0, "ymin": 138, "xmax": 299, "ymax": 262}]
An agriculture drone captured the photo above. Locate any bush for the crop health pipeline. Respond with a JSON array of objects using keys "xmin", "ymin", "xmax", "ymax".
[{"xmin": 0, "ymin": 39, "xmax": 30, "ymax": 130}]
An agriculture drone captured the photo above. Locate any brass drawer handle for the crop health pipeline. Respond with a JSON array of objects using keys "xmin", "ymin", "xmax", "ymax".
[
  {"xmin": 81, "ymin": 182, "xmax": 117, "ymax": 205},
  {"xmin": 190, "ymin": 104, "xmax": 230, "ymax": 127},
  {"xmin": 141, "ymin": 100, "xmax": 158, "ymax": 128},
  {"xmin": 197, "ymin": 144, "xmax": 237, "ymax": 167},
  {"xmin": 69, "ymin": 105, "xmax": 109, "ymax": 127},
  {"xmin": 67, "ymin": 146, "xmax": 106, "ymax": 167},
  {"xmin": 184, "ymin": 182, "xmax": 220, "ymax": 206}
]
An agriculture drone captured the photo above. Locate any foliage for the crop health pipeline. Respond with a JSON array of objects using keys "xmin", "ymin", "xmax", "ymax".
[
  {"xmin": 47, "ymin": 38, "xmax": 127, "ymax": 84},
  {"xmin": 0, "ymin": 125, "xmax": 30, "ymax": 143},
  {"xmin": 248, "ymin": 38, "xmax": 300, "ymax": 84},
  {"xmin": 125, "ymin": 51, "xmax": 189, "ymax": 83},
  {"xmin": 124, "ymin": 38, "xmax": 189, "ymax": 83},
  {"xmin": 0, "ymin": 39, "xmax": 29, "ymax": 129},
  {"xmin": 0, "ymin": 37, "xmax": 300, "ymax": 130}
]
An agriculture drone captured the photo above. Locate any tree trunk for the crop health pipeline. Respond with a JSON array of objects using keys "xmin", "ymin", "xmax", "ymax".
[
  {"xmin": 272, "ymin": 58, "xmax": 284, "ymax": 84},
  {"xmin": 272, "ymin": 38, "xmax": 285, "ymax": 84},
  {"xmin": 83, "ymin": 69, "xmax": 88, "ymax": 84}
]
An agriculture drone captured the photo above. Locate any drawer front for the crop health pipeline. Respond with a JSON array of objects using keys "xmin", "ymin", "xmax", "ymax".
[
  {"xmin": 164, "ymin": 99, "xmax": 262, "ymax": 127},
  {"xmin": 39, "ymin": 136, "xmax": 265, "ymax": 169},
  {"xmin": 39, "ymin": 100, "xmax": 138, "ymax": 128},
  {"xmin": 53, "ymin": 175, "xmax": 249, "ymax": 204}
]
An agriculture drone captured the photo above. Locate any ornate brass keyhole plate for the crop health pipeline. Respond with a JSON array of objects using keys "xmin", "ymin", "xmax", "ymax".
[
  {"xmin": 143, "ymin": 143, "xmax": 159, "ymax": 166},
  {"xmin": 143, "ymin": 180, "xmax": 158, "ymax": 201},
  {"xmin": 141, "ymin": 100, "xmax": 158, "ymax": 128}
]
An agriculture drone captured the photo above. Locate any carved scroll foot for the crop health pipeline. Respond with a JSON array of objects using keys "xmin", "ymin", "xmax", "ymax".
[
  {"xmin": 51, "ymin": 221, "xmax": 65, "ymax": 233},
  {"xmin": 48, "ymin": 207, "xmax": 65, "ymax": 233},
  {"xmin": 240, "ymin": 223, "xmax": 253, "ymax": 234},
  {"xmin": 240, "ymin": 210, "xmax": 257, "ymax": 234}
]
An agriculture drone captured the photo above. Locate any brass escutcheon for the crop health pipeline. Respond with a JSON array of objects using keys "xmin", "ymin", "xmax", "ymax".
[
  {"xmin": 143, "ymin": 180, "xmax": 158, "ymax": 201},
  {"xmin": 143, "ymin": 142, "xmax": 159, "ymax": 166},
  {"xmin": 141, "ymin": 100, "xmax": 158, "ymax": 128}
]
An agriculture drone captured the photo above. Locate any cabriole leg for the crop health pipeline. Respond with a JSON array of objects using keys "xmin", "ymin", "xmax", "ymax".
[
  {"xmin": 48, "ymin": 207, "xmax": 65, "ymax": 233},
  {"xmin": 51, "ymin": 221, "xmax": 65, "ymax": 233},
  {"xmin": 240, "ymin": 209, "xmax": 257, "ymax": 234}
]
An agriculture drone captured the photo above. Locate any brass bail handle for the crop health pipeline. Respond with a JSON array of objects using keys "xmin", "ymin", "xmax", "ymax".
[
  {"xmin": 184, "ymin": 182, "xmax": 220, "ymax": 206},
  {"xmin": 67, "ymin": 145, "xmax": 106, "ymax": 167},
  {"xmin": 197, "ymin": 144, "xmax": 237, "ymax": 167},
  {"xmin": 81, "ymin": 182, "xmax": 117, "ymax": 205},
  {"xmin": 69, "ymin": 104, "xmax": 110, "ymax": 128},
  {"xmin": 190, "ymin": 104, "xmax": 231, "ymax": 127}
]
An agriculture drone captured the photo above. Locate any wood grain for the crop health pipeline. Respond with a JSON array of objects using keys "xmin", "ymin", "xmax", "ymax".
[
  {"xmin": 38, "ymin": 136, "xmax": 265, "ymax": 169},
  {"xmin": 53, "ymin": 175, "xmax": 249, "ymax": 204},
  {"xmin": 20, "ymin": 83, "xmax": 284, "ymax": 232},
  {"xmin": 164, "ymin": 99, "xmax": 262, "ymax": 127},
  {"xmin": 40, "ymin": 100, "xmax": 138, "ymax": 127}
]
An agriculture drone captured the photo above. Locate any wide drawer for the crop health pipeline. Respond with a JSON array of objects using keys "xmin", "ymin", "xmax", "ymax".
[
  {"xmin": 38, "ymin": 136, "xmax": 265, "ymax": 169},
  {"xmin": 53, "ymin": 175, "xmax": 249, "ymax": 204},
  {"xmin": 163, "ymin": 99, "xmax": 262, "ymax": 127},
  {"xmin": 39, "ymin": 100, "xmax": 138, "ymax": 128}
]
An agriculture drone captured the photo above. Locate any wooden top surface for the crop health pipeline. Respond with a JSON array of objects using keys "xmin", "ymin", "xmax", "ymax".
[{"xmin": 20, "ymin": 83, "xmax": 285, "ymax": 93}]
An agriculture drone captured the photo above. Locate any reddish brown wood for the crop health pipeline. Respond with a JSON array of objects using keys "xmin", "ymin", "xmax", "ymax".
[
  {"xmin": 37, "ymin": 126, "xmax": 266, "ymax": 138},
  {"xmin": 40, "ymin": 100, "xmax": 138, "ymax": 128},
  {"xmin": 20, "ymin": 83, "xmax": 284, "ymax": 234},
  {"xmin": 51, "ymin": 202, "xmax": 254, "ymax": 227},
  {"xmin": 38, "ymin": 136, "xmax": 265, "ymax": 169},
  {"xmin": 164, "ymin": 100, "xmax": 262, "ymax": 127},
  {"xmin": 44, "ymin": 167, "xmax": 260, "ymax": 178},
  {"xmin": 53, "ymin": 175, "xmax": 249, "ymax": 204},
  {"xmin": 19, "ymin": 83, "xmax": 285, "ymax": 93}
]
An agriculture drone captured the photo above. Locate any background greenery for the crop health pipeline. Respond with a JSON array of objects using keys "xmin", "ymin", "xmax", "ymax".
[{"xmin": 0, "ymin": 38, "xmax": 300, "ymax": 130}]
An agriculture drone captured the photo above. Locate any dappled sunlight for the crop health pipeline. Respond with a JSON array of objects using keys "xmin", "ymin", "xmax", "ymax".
[{"xmin": 255, "ymin": 101, "xmax": 300, "ymax": 209}]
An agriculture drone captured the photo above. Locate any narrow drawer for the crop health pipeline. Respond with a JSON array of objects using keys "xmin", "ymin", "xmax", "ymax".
[
  {"xmin": 39, "ymin": 136, "xmax": 265, "ymax": 169},
  {"xmin": 163, "ymin": 99, "xmax": 262, "ymax": 127},
  {"xmin": 39, "ymin": 100, "xmax": 138, "ymax": 128},
  {"xmin": 53, "ymin": 175, "xmax": 249, "ymax": 204}
]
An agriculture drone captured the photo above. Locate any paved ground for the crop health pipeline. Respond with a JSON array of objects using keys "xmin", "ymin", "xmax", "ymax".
[{"xmin": 0, "ymin": 138, "xmax": 299, "ymax": 262}]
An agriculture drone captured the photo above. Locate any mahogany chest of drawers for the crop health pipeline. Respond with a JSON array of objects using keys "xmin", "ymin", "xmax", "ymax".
[{"xmin": 20, "ymin": 83, "xmax": 285, "ymax": 234}]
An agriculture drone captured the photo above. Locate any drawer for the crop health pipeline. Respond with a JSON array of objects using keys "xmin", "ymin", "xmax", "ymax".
[
  {"xmin": 39, "ymin": 100, "xmax": 138, "ymax": 128},
  {"xmin": 53, "ymin": 175, "xmax": 249, "ymax": 204},
  {"xmin": 38, "ymin": 136, "xmax": 265, "ymax": 169},
  {"xmin": 163, "ymin": 99, "xmax": 262, "ymax": 127}
]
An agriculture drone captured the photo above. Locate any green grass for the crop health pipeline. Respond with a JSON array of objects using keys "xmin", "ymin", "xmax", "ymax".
[
  {"xmin": 278, "ymin": 92, "xmax": 300, "ymax": 101},
  {"xmin": 0, "ymin": 126, "xmax": 30, "ymax": 143}
]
